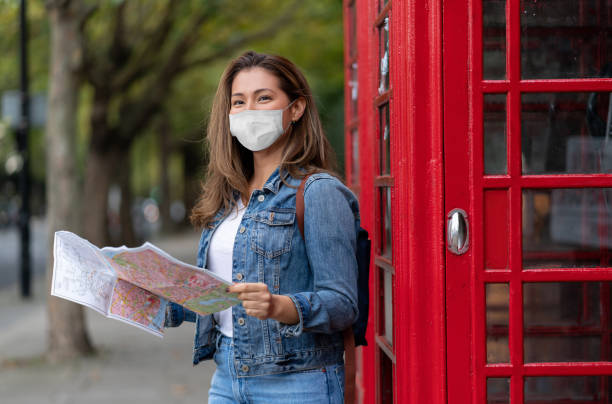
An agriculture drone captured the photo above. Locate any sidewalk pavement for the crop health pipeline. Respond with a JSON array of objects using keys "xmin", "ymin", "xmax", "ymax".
[{"xmin": 0, "ymin": 230, "xmax": 216, "ymax": 404}]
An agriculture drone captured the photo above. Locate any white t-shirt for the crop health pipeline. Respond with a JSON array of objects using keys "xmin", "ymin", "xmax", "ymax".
[{"xmin": 207, "ymin": 198, "xmax": 246, "ymax": 338}]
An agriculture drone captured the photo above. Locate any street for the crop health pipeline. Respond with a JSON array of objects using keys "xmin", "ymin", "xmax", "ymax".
[{"xmin": 0, "ymin": 225, "xmax": 216, "ymax": 404}]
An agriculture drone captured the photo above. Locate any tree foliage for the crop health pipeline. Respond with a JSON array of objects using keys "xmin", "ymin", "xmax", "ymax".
[{"xmin": 0, "ymin": 0, "xmax": 344, "ymax": 232}]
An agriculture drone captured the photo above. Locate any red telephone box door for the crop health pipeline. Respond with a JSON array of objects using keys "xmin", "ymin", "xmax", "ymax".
[{"xmin": 445, "ymin": 1, "xmax": 612, "ymax": 403}]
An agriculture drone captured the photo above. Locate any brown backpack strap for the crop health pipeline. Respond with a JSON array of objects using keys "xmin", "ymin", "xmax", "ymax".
[
  {"xmin": 296, "ymin": 173, "xmax": 357, "ymax": 403},
  {"xmin": 343, "ymin": 328, "xmax": 357, "ymax": 403},
  {"xmin": 296, "ymin": 175, "xmax": 309, "ymax": 238}
]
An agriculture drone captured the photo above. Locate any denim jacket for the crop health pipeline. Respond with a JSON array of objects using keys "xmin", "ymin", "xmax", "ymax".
[{"xmin": 165, "ymin": 166, "xmax": 360, "ymax": 377}]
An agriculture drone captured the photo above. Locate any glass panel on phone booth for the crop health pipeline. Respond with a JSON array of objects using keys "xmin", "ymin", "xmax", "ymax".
[
  {"xmin": 522, "ymin": 188, "xmax": 612, "ymax": 269},
  {"xmin": 378, "ymin": 102, "xmax": 391, "ymax": 175},
  {"xmin": 484, "ymin": 93, "xmax": 507, "ymax": 175},
  {"xmin": 524, "ymin": 282, "xmax": 610, "ymax": 363},
  {"xmin": 380, "ymin": 348, "xmax": 394, "ymax": 403},
  {"xmin": 486, "ymin": 283, "xmax": 510, "ymax": 363},
  {"xmin": 521, "ymin": 0, "xmax": 611, "ymax": 79},
  {"xmin": 350, "ymin": 62, "xmax": 358, "ymax": 116},
  {"xmin": 379, "ymin": 102, "xmax": 391, "ymax": 175},
  {"xmin": 525, "ymin": 376, "xmax": 609, "ymax": 403},
  {"xmin": 487, "ymin": 378, "xmax": 510, "ymax": 404},
  {"xmin": 483, "ymin": 0, "xmax": 506, "ymax": 80},
  {"xmin": 379, "ymin": 187, "xmax": 392, "ymax": 258},
  {"xmin": 384, "ymin": 270, "xmax": 393, "ymax": 344},
  {"xmin": 522, "ymin": 92, "xmax": 612, "ymax": 175},
  {"xmin": 377, "ymin": 268, "xmax": 394, "ymax": 345},
  {"xmin": 378, "ymin": 16, "xmax": 390, "ymax": 95}
]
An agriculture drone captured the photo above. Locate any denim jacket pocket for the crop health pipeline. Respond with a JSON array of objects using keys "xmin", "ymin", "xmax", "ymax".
[{"xmin": 250, "ymin": 207, "xmax": 295, "ymax": 258}]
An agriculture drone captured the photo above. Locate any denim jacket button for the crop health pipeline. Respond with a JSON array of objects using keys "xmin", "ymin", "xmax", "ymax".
[
  {"xmin": 238, "ymin": 318, "xmax": 246, "ymax": 326},
  {"xmin": 241, "ymin": 364, "xmax": 249, "ymax": 372},
  {"xmin": 257, "ymin": 194, "xmax": 265, "ymax": 202},
  {"xmin": 239, "ymin": 226, "xmax": 246, "ymax": 234},
  {"xmin": 236, "ymin": 273, "xmax": 244, "ymax": 281}
]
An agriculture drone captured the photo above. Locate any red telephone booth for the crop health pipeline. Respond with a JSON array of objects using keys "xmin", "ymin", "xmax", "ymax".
[{"xmin": 344, "ymin": 1, "xmax": 612, "ymax": 403}]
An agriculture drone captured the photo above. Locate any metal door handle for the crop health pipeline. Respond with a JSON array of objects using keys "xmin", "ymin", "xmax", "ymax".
[{"xmin": 447, "ymin": 208, "xmax": 469, "ymax": 255}]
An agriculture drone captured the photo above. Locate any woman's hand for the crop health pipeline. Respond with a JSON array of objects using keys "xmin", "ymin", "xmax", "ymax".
[{"xmin": 228, "ymin": 282, "xmax": 299, "ymax": 325}]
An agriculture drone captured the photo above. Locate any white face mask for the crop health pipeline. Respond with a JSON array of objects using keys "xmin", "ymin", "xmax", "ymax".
[{"xmin": 229, "ymin": 101, "xmax": 295, "ymax": 152}]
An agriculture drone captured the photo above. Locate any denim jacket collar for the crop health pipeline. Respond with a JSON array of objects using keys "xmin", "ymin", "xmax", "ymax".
[
  {"xmin": 262, "ymin": 165, "xmax": 291, "ymax": 194},
  {"xmin": 228, "ymin": 166, "xmax": 288, "ymax": 204}
]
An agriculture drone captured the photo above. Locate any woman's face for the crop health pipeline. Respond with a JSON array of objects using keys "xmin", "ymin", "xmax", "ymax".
[{"xmin": 229, "ymin": 67, "xmax": 294, "ymax": 131}]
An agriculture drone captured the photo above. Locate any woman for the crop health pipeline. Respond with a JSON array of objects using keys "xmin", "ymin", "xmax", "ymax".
[{"xmin": 165, "ymin": 50, "xmax": 360, "ymax": 404}]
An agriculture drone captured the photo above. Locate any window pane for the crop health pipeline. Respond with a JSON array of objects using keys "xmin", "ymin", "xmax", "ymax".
[
  {"xmin": 483, "ymin": 0, "xmax": 506, "ymax": 80},
  {"xmin": 380, "ymin": 349, "xmax": 394, "ymax": 403},
  {"xmin": 379, "ymin": 102, "xmax": 391, "ymax": 175},
  {"xmin": 380, "ymin": 186, "xmax": 392, "ymax": 258},
  {"xmin": 525, "ymin": 376, "xmax": 609, "ymax": 403},
  {"xmin": 377, "ymin": 270, "xmax": 393, "ymax": 347},
  {"xmin": 521, "ymin": 0, "xmax": 611, "ymax": 79},
  {"xmin": 378, "ymin": 16, "xmax": 390, "ymax": 95},
  {"xmin": 522, "ymin": 92, "xmax": 612, "ymax": 175},
  {"xmin": 384, "ymin": 270, "xmax": 393, "ymax": 344},
  {"xmin": 350, "ymin": 62, "xmax": 358, "ymax": 116},
  {"xmin": 484, "ymin": 93, "xmax": 507, "ymax": 174},
  {"xmin": 486, "ymin": 283, "xmax": 509, "ymax": 363},
  {"xmin": 523, "ymin": 188, "xmax": 612, "ymax": 268},
  {"xmin": 524, "ymin": 282, "xmax": 610, "ymax": 362},
  {"xmin": 487, "ymin": 378, "xmax": 510, "ymax": 404}
]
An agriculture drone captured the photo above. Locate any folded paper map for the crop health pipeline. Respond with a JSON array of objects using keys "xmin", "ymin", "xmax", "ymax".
[{"xmin": 51, "ymin": 231, "xmax": 240, "ymax": 337}]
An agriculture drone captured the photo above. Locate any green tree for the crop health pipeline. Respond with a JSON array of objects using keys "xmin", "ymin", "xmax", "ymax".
[{"xmin": 75, "ymin": 0, "xmax": 304, "ymax": 247}]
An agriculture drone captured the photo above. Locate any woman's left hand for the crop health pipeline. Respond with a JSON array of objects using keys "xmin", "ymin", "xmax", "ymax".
[{"xmin": 228, "ymin": 282, "xmax": 298, "ymax": 324}]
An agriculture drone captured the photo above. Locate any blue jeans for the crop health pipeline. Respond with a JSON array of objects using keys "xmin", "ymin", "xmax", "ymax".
[{"xmin": 209, "ymin": 335, "xmax": 345, "ymax": 404}]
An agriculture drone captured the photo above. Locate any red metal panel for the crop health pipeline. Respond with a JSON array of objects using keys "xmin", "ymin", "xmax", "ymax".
[
  {"xmin": 444, "ymin": 0, "xmax": 473, "ymax": 402},
  {"xmin": 473, "ymin": 0, "xmax": 488, "ymax": 401},
  {"xmin": 350, "ymin": 0, "xmax": 446, "ymax": 402},
  {"xmin": 507, "ymin": 0, "xmax": 525, "ymax": 400},
  {"xmin": 352, "ymin": 0, "xmax": 378, "ymax": 403},
  {"xmin": 484, "ymin": 190, "xmax": 510, "ymax": 270},
  {"xmin": 399, "ymin": 0, "xmax": 446, "ymax": 402}
]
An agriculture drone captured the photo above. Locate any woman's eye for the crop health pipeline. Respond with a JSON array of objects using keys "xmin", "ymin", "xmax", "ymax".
[
  {"xmin": 258, "ymin": 95, "xmax": 271, "ymax": 102},
  {"xmin": 232, "ymin": 100, "xmax": 244, "ymax": 106}
]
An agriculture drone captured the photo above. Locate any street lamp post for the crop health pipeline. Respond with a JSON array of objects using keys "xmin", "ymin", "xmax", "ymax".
[{"xmin": 18, "ymin": 0, "xmax": 31, "ymax": 298}]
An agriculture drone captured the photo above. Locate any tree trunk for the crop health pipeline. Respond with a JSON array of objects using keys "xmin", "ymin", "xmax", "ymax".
[
  {"xmin": 83, "ymin": 145, "xmax": 117, "ymax": 247},
  {"xmin": 45, "ymin": 0, "xmax": 94, "ymax": 362}
]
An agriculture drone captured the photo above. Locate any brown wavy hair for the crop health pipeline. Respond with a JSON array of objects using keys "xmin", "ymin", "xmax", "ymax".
[{"xmin": 190, "ymin": 51, "xmax": 339, "ymax": 229}]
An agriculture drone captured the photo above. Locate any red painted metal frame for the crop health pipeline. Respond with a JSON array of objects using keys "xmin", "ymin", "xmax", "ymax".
[
  {"xmin": 444, "ymin": 0, "xmax": 474, "ymax": 402},
  {"xmin": 345, "ymin": 0, "xmax": 445, "ymax": 402},
  {"xmin": 343, "ymin": 0, "xmax": 379, "ymax": 403},
  {"xmin": 445, "ymin": 1, "xmax": 612, "ymax": 403},
  {"xmin": 372, "ymin": 3, "xmax": 394, "ymax": 403},
  {"xmin": 343, "ymin": 1, "xmax": 369, "ymax": 402},
  {"xmin": 395, "ymin": 0, "xmax": 445, "ymax": 403}
]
